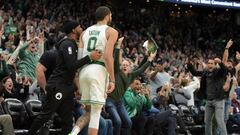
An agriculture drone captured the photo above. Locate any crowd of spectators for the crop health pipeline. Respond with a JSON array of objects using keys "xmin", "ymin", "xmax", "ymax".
[{"xmin": 0, "ymin": 0, "xmax": 240, "ymax": 134}]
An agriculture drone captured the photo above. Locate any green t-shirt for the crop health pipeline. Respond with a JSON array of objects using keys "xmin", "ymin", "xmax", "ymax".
[
  {"xmin": 17, "ymin": 43, "xmax": 40, "ymax": 81},
  {"xmin": 108, "ymin": 48, "xmax": 151, "ymax": 101},
  {"xmin": 123, "ymin": 88, "xmax": 152, "ymax": 118}
]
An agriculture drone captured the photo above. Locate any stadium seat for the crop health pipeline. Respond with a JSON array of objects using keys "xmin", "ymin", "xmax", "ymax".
[
  {"xmin": 179, "ymin": 105, "xmax": 191, "ymax": 113},
  {"xmin": 178, "ymin": 105, "xmax": 195, "ymax": 125},
  {"xmin": 2, "ymin": 98, "xmax": 29, "ymax": 129},
  {"xmin": 169, "ymin": 104, "xmax": 179, "ymax": 114},
  {"xmin": 25, "ymin": 99, "xmax": 42, "ymax": 118}
]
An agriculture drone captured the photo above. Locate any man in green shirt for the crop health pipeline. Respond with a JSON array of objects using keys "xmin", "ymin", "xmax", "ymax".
[
  {"xmin": 124, "ymin": 79, "xmax": 152, "ymax": 117},
  {"xmin": 17, "ymin": 37, "xmax": 44, "ymax": 82},
  {"xmin": 105, "ymin": 37, "xmax": 156, "ymax": 135},
  {"xmin": 123, "ymin": 78, "xmax": 152, "ymax": 135}
]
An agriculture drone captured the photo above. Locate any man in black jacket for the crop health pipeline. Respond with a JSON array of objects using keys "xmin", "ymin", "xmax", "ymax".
[
  {"xmin": 28, "ymin": 20, "xmax": 101, "ymax": 135},
  {"xmin": 187, "ymin": 58, "xmax": 228, "ymax": 135}
]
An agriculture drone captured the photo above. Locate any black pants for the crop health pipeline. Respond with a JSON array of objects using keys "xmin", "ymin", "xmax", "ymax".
[
  {"xmin": 131, "ymin": 114, "xmax": 147, "ymax": 135},
  {"xmin": 145, "ymin": 116, "xmax": 155, "ymax": 135},
  {"xmin": 131, "ymin": 114, "xmax": 155, "ymax": 135},
  {"xmin": 28, "ymin": 83, "xmax": 74, "ymax": 135},
  {"xmin": 154, "ymin": 110, "xmax": 177, "ymax": 135}
]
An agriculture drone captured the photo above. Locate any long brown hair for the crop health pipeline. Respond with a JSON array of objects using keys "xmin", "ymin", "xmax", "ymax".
[{"xmin": 0, "ymin": 76, "xmax": 12, "ymax": 92}]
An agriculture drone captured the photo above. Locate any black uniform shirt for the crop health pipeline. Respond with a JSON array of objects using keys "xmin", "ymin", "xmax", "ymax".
[
  {"xmin": 48, "ymin": 38, "xmax": 91, "ymax": 85},
  {"xmin": 39, "ymin": 50, "xmax": 58, "ymax": 81}
]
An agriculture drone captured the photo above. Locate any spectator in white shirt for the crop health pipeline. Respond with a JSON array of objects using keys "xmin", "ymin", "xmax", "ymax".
[
  {"xmin": 150, "ymin": 63, "xmax": 173, "ymax": 98},
  {"xmin": 183, "ymin": 76, "xmax": 200, "ymax": 106}
]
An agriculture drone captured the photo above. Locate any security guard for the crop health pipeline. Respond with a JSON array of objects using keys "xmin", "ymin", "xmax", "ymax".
[{"xmin": 28, "ymin": 20, "xmax": 102, "ymax": 135}]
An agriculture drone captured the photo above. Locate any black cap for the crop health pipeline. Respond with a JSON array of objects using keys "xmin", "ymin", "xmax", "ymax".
[{"xmin": 62, "ymin": 20, "xmax": 79, "ymax": 35}]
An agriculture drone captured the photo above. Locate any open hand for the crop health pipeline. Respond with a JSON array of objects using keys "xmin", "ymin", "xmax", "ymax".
[
  {"xmin": 148, "ymin": 51, "xmax": 157, "ymax": 62},
  {"xmin": 117, "ymin": 37, "xmax": 124, "ymax": 48},
  {"xmin": 226, "ymin": 39, "xmax": 233, "ymax": 49}
]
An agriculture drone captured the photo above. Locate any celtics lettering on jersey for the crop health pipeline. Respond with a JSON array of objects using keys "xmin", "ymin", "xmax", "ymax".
[
  {"xmin": 83, "ymin": 25, "xmax": 108, "ymax": 61},
  {"xmin": 87, "ymin": 30, "xmax": 100, "ymax": 51}
]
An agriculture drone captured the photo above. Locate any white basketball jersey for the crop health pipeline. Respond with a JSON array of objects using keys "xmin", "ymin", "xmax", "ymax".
[{"xmin": 82, "ymin": 25, "xmax": 108, "ymax": 62}]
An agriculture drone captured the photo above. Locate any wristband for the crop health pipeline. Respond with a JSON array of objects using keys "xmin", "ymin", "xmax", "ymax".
[{"xmin": 225, "ymin": 48, "xmax": 229, "ymax": 50}]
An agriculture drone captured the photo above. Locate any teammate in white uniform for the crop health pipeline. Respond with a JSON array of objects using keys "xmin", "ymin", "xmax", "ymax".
[{"xmin": 70, "ymin": 6, "xmax": 118, "ymax": 135}]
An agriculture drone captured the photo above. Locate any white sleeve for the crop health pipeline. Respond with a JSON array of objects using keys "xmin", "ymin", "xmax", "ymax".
[
  {"xmin": 77, "ymin": 48, "xmax": 83, "ymax": 60},
  {"xmin": 184, "ymin": 77, "xmax": 200, "ymax": 93},
  {"xmin": 38, "ymin": 42, "xmax": 44, "ymax": 57}
]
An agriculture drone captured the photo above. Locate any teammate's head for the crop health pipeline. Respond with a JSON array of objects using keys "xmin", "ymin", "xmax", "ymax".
[
  {"xmin": 63, "ymin": 20, "xmax": 82, "ymax": 37},
  {"xmin": 95, "ymin": 6, "xmax": 112, "ymax": 25}
]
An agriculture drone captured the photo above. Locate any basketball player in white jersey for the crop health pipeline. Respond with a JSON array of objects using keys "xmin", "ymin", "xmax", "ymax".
[{"xmin": 69, "ymin": 6, "xmax": 118, "ymax": 135}]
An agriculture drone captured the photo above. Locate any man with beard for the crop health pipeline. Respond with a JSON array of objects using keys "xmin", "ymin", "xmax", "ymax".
[
  {"xmin": 70, "ymin": 6, "xmax": 118, "ymax": 135},
  {"xmin": 213, "ymin": 39, "xmax": 239, "ymax": 135},
  {"xmin": 187, "ymin": 57, "xmax": 228, "ymax": 135},
  {"xmin": 28, "ymin": 20, "xmax": 101, "ymax": 135},
  {"xmin": 222, "ymin": 39, "xmax": 236, "ymax": 122},
  {"xmin": 223, "ymin": 39, "xmax": 236, "ymax": 76}
]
